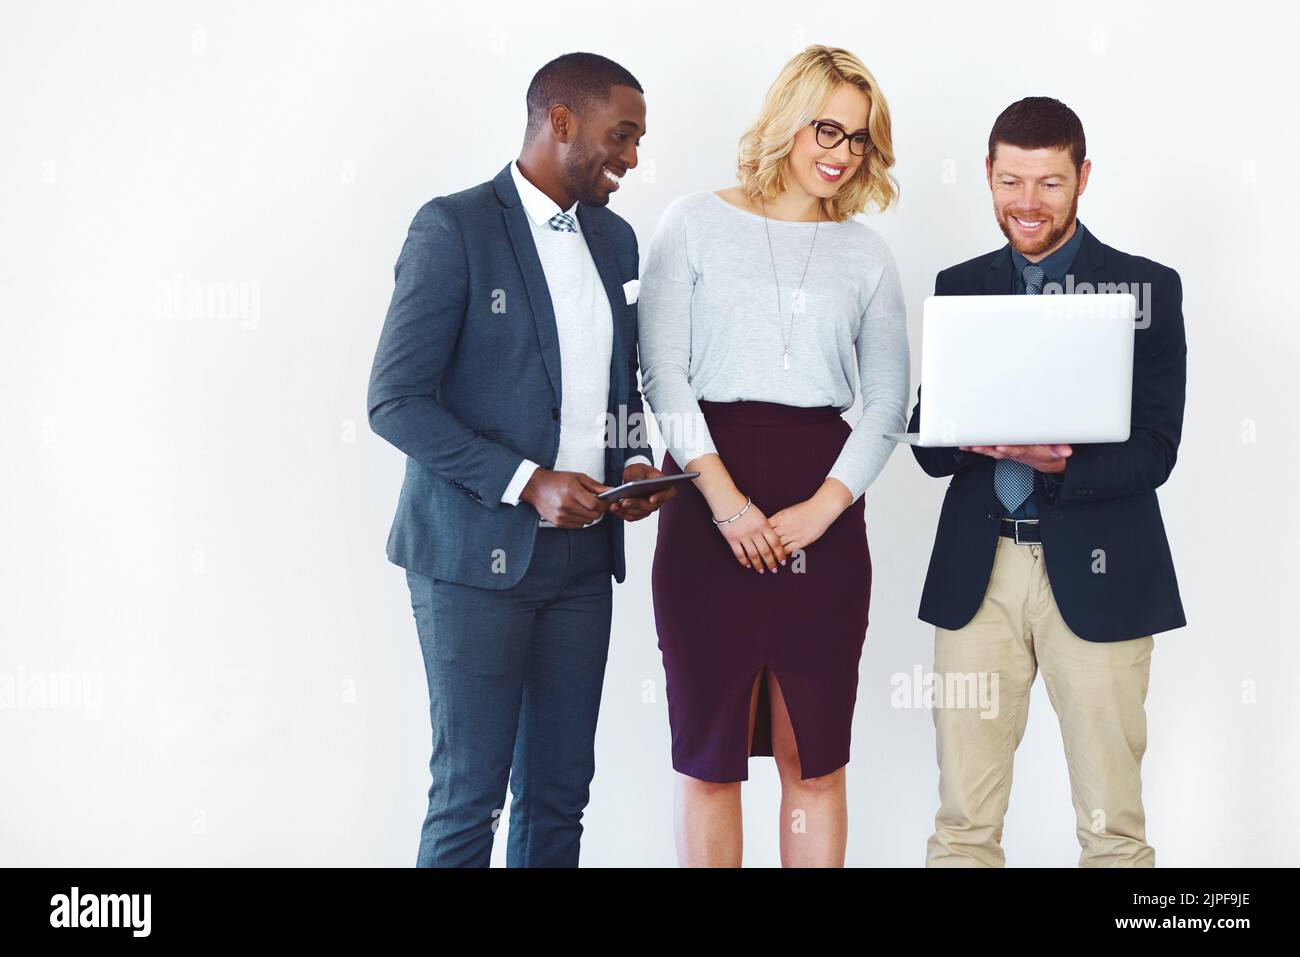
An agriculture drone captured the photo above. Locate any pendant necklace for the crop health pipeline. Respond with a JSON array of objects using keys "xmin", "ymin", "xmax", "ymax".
[{"xmin": 761, "ymin": 196, "xmax": 820, "ymax": 370}]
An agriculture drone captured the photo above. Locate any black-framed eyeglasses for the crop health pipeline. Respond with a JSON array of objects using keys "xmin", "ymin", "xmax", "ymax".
[{"xmin": 809, "ymin": 120, "xmax": 873, "ymax": 157}]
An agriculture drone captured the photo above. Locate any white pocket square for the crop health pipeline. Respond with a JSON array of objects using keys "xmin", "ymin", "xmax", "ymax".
[{"xmin": 623, "ymin": 279, "xmax": 640, "ymax": 304}]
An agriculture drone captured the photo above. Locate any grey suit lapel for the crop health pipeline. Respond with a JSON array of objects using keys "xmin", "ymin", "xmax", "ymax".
[
  {"xmin": 493, "ymin": 162, "xmax": 563, "ymax": 405},
  {"xmin": 577, "ymin": 204, "xmax": 622, "ymax": 320},
  {"xmin": 577, "ymin": 204, "xmax": 627, "ymax": 415}
]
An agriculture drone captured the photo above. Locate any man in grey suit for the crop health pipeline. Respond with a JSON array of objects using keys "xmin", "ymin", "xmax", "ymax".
[{"xmin": 368, "ymin": 52, "xmax": 672, "ymax": 867}]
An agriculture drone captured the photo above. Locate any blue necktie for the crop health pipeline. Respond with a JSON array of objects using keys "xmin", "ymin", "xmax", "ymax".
[
  {"xmin": 993, "ymin": 263, "xmax": 1045, "ymax": 513},
  {"xmin": 547, "ymin": 211, "xmax": 577, "ymax": 233}
]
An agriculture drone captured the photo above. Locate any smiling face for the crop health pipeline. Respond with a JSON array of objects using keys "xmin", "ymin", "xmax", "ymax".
[
  {"xmin": 561, "ymin": 83, "xmax": 645, "ymax": 207},
  {"xmin": 987, "ymin": 143, "xmax": 1091, "ymax": 259},
  {"xmin": 785, "ymin": 82, "xmax": 871, "ymax": 203}
]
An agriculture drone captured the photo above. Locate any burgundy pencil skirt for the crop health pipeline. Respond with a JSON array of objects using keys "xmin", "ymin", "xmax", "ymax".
[{"xmin": 651, "ymin": 399, "xmax": 872, "ymax": 782}]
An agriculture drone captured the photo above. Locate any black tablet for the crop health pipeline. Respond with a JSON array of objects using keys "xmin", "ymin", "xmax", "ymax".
[{"xmin": 596, "ymin": 471, "xmax": 699, "ymax": 502}]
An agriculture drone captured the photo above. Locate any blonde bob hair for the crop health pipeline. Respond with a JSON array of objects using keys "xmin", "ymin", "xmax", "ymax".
[{"xmin": 737, "ymin": 45, "xmax": 897, "ymax": 222}]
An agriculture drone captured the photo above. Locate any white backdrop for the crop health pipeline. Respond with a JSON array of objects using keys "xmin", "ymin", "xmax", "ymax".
[{"xmin": 2, "ymin": 0, "xmax": 1296, "ymax": 866}]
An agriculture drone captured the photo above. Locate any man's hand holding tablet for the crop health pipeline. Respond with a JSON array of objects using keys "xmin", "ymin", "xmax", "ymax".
[{"xmin": 603, "ymin": 463, "xmax": 696, "ymax": 521}]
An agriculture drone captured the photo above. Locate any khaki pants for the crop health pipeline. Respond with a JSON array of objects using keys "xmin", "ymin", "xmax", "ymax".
[{"xmin": 926, "ymin": 535, "xmax": 1155, "ymax": 867}]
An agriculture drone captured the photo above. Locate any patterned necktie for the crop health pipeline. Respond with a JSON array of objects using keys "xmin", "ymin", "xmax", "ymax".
[
  {"xmin": 993, "ymin": 263, "xmax": 1046, "ymax": 513},
  {"xmin": 547, "ymin": 211, "xmax": 577, "ymax": 233}
]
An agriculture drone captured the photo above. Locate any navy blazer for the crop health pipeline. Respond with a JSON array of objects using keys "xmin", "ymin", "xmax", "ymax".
[
  {"xmin": 909, "ymin": 226, "xmax": 1187, "ymax": 642},
  {"xmin": 367, "ymin": 161, "xmax": 654, "ymax": 589}
]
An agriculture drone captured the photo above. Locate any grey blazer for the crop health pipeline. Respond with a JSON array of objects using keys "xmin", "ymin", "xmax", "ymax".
[{"xmin": 368, "ymin": 161, "xmax": 654, "ymax": 589}]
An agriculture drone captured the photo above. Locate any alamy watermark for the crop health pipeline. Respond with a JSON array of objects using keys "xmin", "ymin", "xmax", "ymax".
[
  {"xmin": 151, "ymin": 274, "xmax": 261, "ymax": 329},
  {"xmin": 1041, "ymin": 278, "xmax": 1153, "ymax": 329},
  {"xmin": 0, "ymin": 666, "xmax": 104, "ymax": 718},
  {"xmin": 891, "ymin": 665, "xmax": 1001, "ymax": 719}
]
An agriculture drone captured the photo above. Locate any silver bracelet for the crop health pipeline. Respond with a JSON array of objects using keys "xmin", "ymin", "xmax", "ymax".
[{"xmin": 712, "ymin": 496, "xmax": 752, "ymax": 526}]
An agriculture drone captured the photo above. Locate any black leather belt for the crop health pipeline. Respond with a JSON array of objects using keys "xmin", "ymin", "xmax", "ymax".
[{"xmin": 999, "ymin": 517, "xmax": 1042, "ymax": 545}]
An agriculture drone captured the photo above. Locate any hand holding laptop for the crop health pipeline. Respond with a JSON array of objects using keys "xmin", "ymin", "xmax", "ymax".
[{"xmin": 960, "ymin": 443, "xmax": 1072, "ymax": 472}]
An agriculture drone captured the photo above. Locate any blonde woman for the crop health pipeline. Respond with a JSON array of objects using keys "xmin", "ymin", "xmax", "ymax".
[{"xmin": 639, "ymin": 45, "xmax": 909, "ymax": 867}]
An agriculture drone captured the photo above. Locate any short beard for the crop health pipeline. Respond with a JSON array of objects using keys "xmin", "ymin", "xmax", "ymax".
[
  {"xmin": 997, "ymin": 190, "xmax": 1079, "ymax": 257},
  {"xmin": 562, "ymin": 139, "xmax": 607, "ymax": 207}
]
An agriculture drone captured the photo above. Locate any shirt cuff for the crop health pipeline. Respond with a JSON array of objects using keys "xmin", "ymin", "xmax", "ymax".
[{"xmin": 501, "ymin": 458, "xmax": 540, "ymax": 506}]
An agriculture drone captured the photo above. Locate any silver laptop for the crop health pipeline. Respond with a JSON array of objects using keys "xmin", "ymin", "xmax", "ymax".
[{"xmin": 885, "ymin": 293, "xmax": 1136, "ymax": 447}]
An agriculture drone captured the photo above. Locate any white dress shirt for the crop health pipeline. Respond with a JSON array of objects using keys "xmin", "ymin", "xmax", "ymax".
[{"xmin": 502, "ymin": 160, "xmax": 651, "ymax": 526}]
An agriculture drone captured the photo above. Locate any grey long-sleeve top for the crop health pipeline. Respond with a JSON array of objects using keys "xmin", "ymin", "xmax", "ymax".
[{"xmin": 637, "ymin": 190, "xmax": 910, "ymax": 503}]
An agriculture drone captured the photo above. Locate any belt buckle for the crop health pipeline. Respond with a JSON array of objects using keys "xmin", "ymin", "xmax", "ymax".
[{"xmin": 1013, "ymin": 518, "xmax": 1038, "ymax": 545}]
